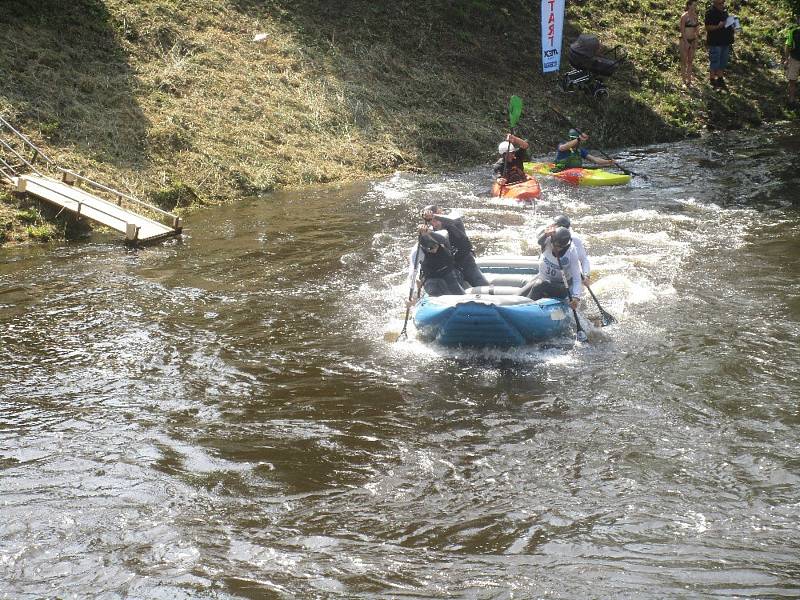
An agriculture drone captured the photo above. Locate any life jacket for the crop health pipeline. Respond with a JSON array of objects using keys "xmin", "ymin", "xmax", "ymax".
[
  {"xmin": 504, "ymin": 164, "xmax": 527, "ymax": 184},
  {"xmin": 495, "ymin": 150, "xmax": 527, "ymax": 184},
  {"xmin": 554, "ymin": 149, "xmax": 584, "ymax": 171}
]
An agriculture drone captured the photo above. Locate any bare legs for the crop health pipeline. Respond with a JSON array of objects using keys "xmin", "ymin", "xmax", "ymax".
[{"xmin": 680, "ymin": 39, "xmax": 697, "ymax": 86}]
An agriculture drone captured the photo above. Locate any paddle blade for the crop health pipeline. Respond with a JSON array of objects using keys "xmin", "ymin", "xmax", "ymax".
[
  {"xmin": 599, "ymin": 310, "xmax": 617, "ymax": 326},
  {"xmin": 508, "ymin": 95, "xmax": 523, "ymax": 128}
]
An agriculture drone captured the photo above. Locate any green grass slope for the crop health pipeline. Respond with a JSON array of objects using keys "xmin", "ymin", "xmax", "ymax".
[{"xmin": 0, "ymin": 0, "xmax": 794, "ymax": 243}]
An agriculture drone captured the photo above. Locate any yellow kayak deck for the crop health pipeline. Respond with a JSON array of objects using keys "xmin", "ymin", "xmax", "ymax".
[{"xmin": 524, "ymin": 162, "xmax": 631, "ymax": 187}]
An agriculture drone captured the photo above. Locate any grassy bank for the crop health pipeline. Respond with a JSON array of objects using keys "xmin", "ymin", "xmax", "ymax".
[{"xmin": 0, "ymin": 0, "xmax": 794, "ymax": 245}]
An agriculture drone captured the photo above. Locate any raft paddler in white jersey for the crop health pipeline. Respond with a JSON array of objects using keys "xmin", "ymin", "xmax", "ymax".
[
  {"xmin": 535, "ymin": 214, "xmax": 591, "ymax": 284},
  {"xmin": 519, "ymin": 226, "xmax": 583, "ymax": 309},
  {"xmin": 553, "ymin": 214, "xmax": 590, "ymax": 284}
]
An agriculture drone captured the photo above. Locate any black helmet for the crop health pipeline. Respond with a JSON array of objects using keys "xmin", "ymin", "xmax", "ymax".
[
  {"xmin": 551, "ymin": 226, "xmax": 572, "ymax": 249},
  {"xmin": 554, "ymin": 214, "xmax": 571, "ymax": 229},
  {"xmin": 418, "ymin": 234, "xmax": 440, "ymax": 251}
]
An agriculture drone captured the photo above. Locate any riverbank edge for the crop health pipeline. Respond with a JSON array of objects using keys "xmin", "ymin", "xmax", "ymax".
[{"xmin": 1, "ymin": 0, "xmax": 795, "ymax": 247}]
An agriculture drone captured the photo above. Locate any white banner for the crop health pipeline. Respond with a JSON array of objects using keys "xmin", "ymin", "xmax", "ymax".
[{"xmin": 540, "ymin": 0, "xmax": 565, "ymax": 73}]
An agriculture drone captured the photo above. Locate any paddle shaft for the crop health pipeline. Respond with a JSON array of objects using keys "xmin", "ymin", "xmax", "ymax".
[
  {"xmin": 584, "ymin": 278, "xmax": 617, "ymax": 325},
  {"xmin": 398, "ymin": 243, "xmax": 422, "ymax": 340},
  {"xmin": 557, "ymin": 253, "xmax": 587, "ymax": 341}
]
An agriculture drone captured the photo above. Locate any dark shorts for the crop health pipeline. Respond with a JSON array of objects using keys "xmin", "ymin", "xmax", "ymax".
[
  {"xmin": 455, "ymin": 254, "xmax": 489, "ymax": 288},
  {"xmin": 519, "ymin": 276, "xmax": 568, "ymax": 301},
  {"xmin": 708, "ymin": 45, "xmax": 731, "ymax": 71},
  {"xmin": 423, "ymin": 271, "xmax": 465, "ymax": 296}
]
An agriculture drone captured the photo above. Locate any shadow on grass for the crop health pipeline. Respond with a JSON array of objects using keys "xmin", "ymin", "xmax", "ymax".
[
  {"xmin": 0, "ymin": 0, "xmax": 147, "ymax": 168},
  {"xmin": 228, "ymin": 0, "xmax": 552, "ymax": 166},
  {"xmin": 229, "ymin": 1, "xmax": 684, "ymax": 165}
]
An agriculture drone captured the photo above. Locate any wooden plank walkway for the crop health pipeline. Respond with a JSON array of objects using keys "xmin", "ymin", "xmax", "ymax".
[{"xmin": 13, "ymin": 174, "xmax": 181, "ymax": 245}]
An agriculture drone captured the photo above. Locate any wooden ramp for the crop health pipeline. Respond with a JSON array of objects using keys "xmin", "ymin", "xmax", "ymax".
[
  {"xmin": 12, "ymin": 174, "xmax": 182, "ymax": 245},
  {"xmin": 1, "ymin": 114, "xmax": 182, "ymax": 246}
]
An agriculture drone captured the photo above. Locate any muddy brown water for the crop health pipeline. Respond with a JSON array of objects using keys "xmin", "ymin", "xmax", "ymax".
[{"xmin": 1, "ymin": 124, "xmax": 799, "ymax": 598}]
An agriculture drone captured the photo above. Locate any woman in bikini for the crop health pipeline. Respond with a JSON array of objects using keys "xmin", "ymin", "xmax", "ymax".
[{"xmin": 680, "ymin": 0, "xmax": 700, "ymax": 86}]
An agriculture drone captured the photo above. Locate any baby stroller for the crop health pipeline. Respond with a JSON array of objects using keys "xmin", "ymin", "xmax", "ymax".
[{"xmin": 559, "ymin": 34, "xmax": 626, "ymax": 100}]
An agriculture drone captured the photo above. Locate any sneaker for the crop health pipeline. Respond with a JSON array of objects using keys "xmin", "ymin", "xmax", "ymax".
[
  {"xmin": 710, "ymin": 78, "xmax": 720, "ymax": 88},
  {"xmin": 717, "ymin": 77, "xmax": 728, "ymax": 90}
]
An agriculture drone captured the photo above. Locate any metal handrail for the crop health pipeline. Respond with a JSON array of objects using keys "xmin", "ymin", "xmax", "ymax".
[
  {"xmin": 56, "ymin": 168, "xmax": 176, "ymax": 220},
  {"xmin": 0, "ymin": 136, "xmax": 43, "ymax": 177},
  {"xmin": 0, "ymin": 155, "xmax": 18, "ymax": 181},
  {"xmin": 0, "ymin": 115, "xmax": 55, "ymax": 166}
]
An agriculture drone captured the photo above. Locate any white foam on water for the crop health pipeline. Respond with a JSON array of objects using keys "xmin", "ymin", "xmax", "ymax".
[
  {"xmin": 583, "ymin": 208, "xmax": 694, "ymax": 224},
  {"xmin": 595, "ymin": 228, "xmax": 691, "ymax": 249}
]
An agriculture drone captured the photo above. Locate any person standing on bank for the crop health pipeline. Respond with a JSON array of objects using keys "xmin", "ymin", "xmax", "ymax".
[
  {"xmin": 679, "ymin": 0, "xmax": 701, "ymax": 87},
  {"xmin": 705, "ymin": 0, "xmax": 735, "ymax": 89},
  {"xmin": 783, "ymin": 15, "xmax": 800, "ymax": 108},
  {"xmin": 421, "ymin": 205, "xmax": 489, "ymax": 288},
  {"xmin": 519, "ymin": 226, "xmax": 583, "ymax": 309},
  {"xmin": 493, "ymin": 134, "xmax": 532, "ymax": 186}
]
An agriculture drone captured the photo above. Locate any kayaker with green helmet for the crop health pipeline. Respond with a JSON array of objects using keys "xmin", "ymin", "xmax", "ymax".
[{"xmin": 554, "ymin": 129, "xmax": 614, "ymax": 171}]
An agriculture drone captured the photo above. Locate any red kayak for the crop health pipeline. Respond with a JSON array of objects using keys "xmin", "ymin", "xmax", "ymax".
[{"xmin": 491, "ymin": 177, "xmax": 541, "ymax": 202}]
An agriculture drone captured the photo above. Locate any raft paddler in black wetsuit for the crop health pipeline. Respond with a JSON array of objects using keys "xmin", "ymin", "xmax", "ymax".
[
  {"xmin": 421, "ymin": 205, "xmax": 489, "ymax": 288},
  {"xmin": 413, "ymin": 232, "xmax": 465, "ymax": 300}
]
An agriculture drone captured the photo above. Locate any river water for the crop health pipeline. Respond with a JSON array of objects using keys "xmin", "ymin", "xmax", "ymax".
[{"xmin": 1, "ymin": 124, "xmax": 799, "ymax": 599}]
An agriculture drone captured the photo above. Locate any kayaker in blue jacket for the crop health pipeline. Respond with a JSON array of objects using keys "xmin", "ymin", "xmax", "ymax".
[
  {"xmin": 422, "ymin": 205, "xmax": 489, "ymax": 288},
  {"xmin": 555, "ymin": 130, "xmax": 614, "ymax": 170}
]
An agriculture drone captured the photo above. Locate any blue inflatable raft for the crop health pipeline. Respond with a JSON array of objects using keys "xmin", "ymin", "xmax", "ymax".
[{"xmin": 413, "ymin": 256, "xmax": 573, "ymax": 347}]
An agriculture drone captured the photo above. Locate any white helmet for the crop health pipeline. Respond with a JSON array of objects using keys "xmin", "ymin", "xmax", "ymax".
[{"xmin": 498, "ymin": 141, "xmax": 517, "ymax": 154}]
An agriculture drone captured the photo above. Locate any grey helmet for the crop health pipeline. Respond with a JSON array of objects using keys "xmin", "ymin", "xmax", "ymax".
[
  {"xmin": 421, "ymin": 204, "xmax": 440, "ymax": 220},
  {"xmin": 553, "ymin": 214, "xmax": 571, "ymax": 229},
  {"xmin": 551, "ymin": 226, "xmax": 572, "ymax": 249}
]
